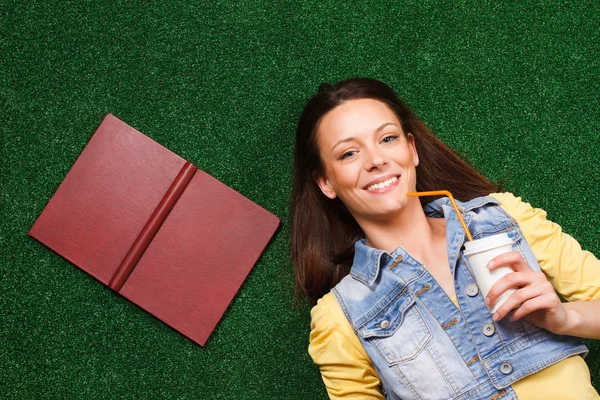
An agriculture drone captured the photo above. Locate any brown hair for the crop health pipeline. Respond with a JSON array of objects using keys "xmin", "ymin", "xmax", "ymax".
[{"xmin": 290, "ymin": 78, "xmax": 499, "ymax": 305}]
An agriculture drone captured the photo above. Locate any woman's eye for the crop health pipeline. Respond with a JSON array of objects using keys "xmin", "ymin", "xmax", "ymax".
[
  {"xmin": 339, "ymin": 150, "xmax": 357, "ymax": 160},
  {"xmin": 382, "ymin": 135, "xmax": 399, "ymax": 143}
]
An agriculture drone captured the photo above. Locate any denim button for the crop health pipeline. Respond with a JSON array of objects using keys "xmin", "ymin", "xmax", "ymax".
[
  {"xmin": 380, "ymin": 320, "xmax": 390, "ymax": 329},
  {"xmin": 482, "ymin": 323, "xmax": 495, "ymax": 337},
  {"xmin": 500, "ymin": 362, "xmax": 513, "ymax": 374},
  {"xmin": 466, "ymin": 284, "xmax": 479, "ymax": 297}
]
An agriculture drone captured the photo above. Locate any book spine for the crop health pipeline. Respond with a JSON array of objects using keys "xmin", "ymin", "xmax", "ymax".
[{"xmin": 108, "ymin": 162, "xmax": 198, "ymax": 291}]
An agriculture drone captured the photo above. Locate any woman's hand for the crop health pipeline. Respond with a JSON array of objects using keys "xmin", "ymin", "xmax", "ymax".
[
  {"xmin": 484, "ymin": 251, "xmax": 570, "ymax": 334},
  {"xmin": 486, "ymin": 253, "xmax": 600, "ymax": 339}
]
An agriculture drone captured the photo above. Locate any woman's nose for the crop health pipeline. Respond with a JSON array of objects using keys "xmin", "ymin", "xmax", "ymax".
[{"xmin": 364, "ymin": 148, "xmax": 386, "ymax": 170}]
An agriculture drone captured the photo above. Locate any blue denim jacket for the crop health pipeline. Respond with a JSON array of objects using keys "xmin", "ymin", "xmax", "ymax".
[{"xmin": 332, "ymin": 196, "xmax": 587, "ymax": 400}]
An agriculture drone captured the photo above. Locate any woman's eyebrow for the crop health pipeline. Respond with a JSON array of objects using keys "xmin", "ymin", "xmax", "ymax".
[
  {"xmin": 375, "ymin": 122, "xmax": 398, "ymax": 132},
  {"xmin": 331, "ymin": 137, "xmax": 356, "ymax": 152},
  {"xmin": 330, "ymin": 122, "xmax": 398, "ymax": 151}
]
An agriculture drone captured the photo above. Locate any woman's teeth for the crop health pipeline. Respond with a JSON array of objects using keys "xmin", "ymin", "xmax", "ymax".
[{"xmin": 367, "ymin": 176, "xmax": 398, "ymax": 191}]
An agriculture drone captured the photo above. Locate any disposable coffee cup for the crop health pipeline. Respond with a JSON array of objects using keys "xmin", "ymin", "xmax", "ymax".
[{"xmin": 463, "ymin": 233, "xmax": 516, "ymax": 314}]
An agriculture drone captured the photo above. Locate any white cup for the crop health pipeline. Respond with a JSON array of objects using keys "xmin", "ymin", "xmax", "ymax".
[{"xmin": 463, "ymin": 233, "xmax": 516, "ymax": 314}]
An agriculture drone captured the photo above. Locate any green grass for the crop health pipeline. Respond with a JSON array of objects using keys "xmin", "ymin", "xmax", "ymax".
[{"xmin": 2, "ymin": 1, "xmax": 599, "ymax": 398}]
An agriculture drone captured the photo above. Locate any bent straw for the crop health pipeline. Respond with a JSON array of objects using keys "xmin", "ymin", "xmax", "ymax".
[{"xmin": 406, "ymin": 190, "xmax": 473, "ymax": 242}]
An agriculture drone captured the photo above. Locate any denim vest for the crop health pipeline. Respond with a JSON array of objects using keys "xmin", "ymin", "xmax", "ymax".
[{"xmin": 332, "ymin": 196, "xmax": 587, "ymax": 400}]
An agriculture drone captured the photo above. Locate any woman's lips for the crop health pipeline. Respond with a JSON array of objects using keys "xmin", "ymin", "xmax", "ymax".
[{"xmin": 364, "ymin": 175, "xmax": 400, "ymax": 193}]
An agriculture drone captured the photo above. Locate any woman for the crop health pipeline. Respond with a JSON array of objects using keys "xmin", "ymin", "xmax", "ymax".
[{"xmin": 290, "ymin": 78, "xmax": 600, "ymax": 399}]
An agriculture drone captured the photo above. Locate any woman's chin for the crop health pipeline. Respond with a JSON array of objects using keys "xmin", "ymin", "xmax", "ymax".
[{"xmin": 362, "ymin": 204, "xmax": 407, "ymax": 221}]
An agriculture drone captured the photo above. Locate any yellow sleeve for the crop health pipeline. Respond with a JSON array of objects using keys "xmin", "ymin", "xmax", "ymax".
[
  {"xmin": 308, "ymin": 292, "xmax": 384, "ymax": 399},
  {"xmin": 491, "ymin": 192, "xmax": 600, "ymax": 302}
]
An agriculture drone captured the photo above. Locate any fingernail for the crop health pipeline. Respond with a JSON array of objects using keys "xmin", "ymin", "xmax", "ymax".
[
  {"xmin": 492, "ymin": 313, "xmax": 499, "ymax": 321},
  {"xmin": 487, "ymin": 261, "xmax": 494, "ymax": 269},
  {"xmin": 484, "ymin": 297, "xmax": 490, "ymax": 306}
]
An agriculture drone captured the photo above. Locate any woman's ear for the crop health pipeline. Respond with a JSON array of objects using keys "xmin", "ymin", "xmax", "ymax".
[
  {"xmin": 313, "ymin": 171, "xmax": 337, "ymax": 200},
  {"xmin": 407, "ymin": 133, "xmax": 419, "ymax": 167}
]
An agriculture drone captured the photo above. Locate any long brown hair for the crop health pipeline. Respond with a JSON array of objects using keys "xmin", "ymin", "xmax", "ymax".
[{"xmin": 291, "ymin": 78, "xmax": 499, "ymax": 305}]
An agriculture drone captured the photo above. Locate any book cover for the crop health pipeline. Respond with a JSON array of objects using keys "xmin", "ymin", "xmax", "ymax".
[{"xmin": 29, "ymin": 114, "xmax": 280, "ymax": 346}]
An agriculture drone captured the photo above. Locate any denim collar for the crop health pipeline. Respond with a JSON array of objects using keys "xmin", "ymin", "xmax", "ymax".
[
  {"xmin": 349, "ymin": 195, "xmax": 501, "ymax": 285},
  {"xmin": 423, "ymin": 195, "xmax": 500, "ymax": 217}
]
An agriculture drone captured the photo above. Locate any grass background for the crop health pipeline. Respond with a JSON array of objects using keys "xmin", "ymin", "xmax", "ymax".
[{"xmin": 2, "ymin": 1, "xmax": 599, "ymax": 398}]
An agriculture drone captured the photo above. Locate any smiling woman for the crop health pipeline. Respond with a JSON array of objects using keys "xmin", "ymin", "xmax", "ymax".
[
  {"xmin": 314, "ymin": 99, "xmax": 419, "ymax": 223},
  {"xmin": 290, "ymin": 78, "xmax": 600, "ymax": 400}
]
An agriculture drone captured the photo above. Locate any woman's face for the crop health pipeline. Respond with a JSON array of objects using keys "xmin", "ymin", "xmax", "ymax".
[{"xmin": 314, "ymin": 98, "xmax": 419, "ymax": 221}]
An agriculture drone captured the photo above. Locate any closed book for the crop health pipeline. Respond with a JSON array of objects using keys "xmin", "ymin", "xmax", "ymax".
[{"xmin": 29, "ymin": 114, "xmax": 280, "ymax": 346}]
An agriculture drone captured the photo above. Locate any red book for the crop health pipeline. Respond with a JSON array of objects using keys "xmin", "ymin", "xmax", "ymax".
[{"xmin": 29, "ymin": 114, "xmax": 280, "ymax": 346}]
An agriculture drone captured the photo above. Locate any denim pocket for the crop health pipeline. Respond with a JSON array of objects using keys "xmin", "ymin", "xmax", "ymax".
[{"xmin": 360, "ymin": 290, "xmax": 432, "ymax": 364}]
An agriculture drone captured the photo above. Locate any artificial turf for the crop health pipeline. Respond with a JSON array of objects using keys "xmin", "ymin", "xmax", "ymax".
[{"xmin": 2, "ymin": 1, "xmax": 599, "ymax": 398}]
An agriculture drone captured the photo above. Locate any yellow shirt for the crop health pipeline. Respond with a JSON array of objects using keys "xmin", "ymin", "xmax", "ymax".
[{"xmin": 309, "ymin": 192, "xmax": 600, "ymax": 399}]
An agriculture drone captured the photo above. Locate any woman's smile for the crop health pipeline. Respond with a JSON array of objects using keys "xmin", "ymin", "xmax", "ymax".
[{"xmin": 364, "ymin": 174, "xmax": 400, "ymax": 193}]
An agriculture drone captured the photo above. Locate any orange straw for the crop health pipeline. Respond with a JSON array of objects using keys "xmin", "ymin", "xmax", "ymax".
[{"xmin": 407, "ymin": 190, "xmax": 473, "ymax": 242}]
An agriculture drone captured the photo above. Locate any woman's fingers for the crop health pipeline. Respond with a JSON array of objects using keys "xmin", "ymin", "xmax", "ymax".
[
  {"xmin": 511, "ymin": 292, "xmax": 561, "ymax": 321},
  {"xmin": 485, "ymin": 270, "xmax": 547, "ymax": 306},
  {"xmin": 479, "ymin": 250, "xmax": 567, "ymax": 331},
  {"xmin": 478, "ymin": 250, "xmax": 568, "ymax": 332},
  {"xmin": 486, "ymin": 251, "xmax": 531, "ymax": 272},
  {"xmin": 490, "ymin": 279, "xmax": 554, "ymax": 321}
]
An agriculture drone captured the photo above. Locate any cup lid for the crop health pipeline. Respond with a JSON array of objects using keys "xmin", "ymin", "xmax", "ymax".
[{"xmin": 463, "ymin": 232, "xmax": 512, "ymax": 256}]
